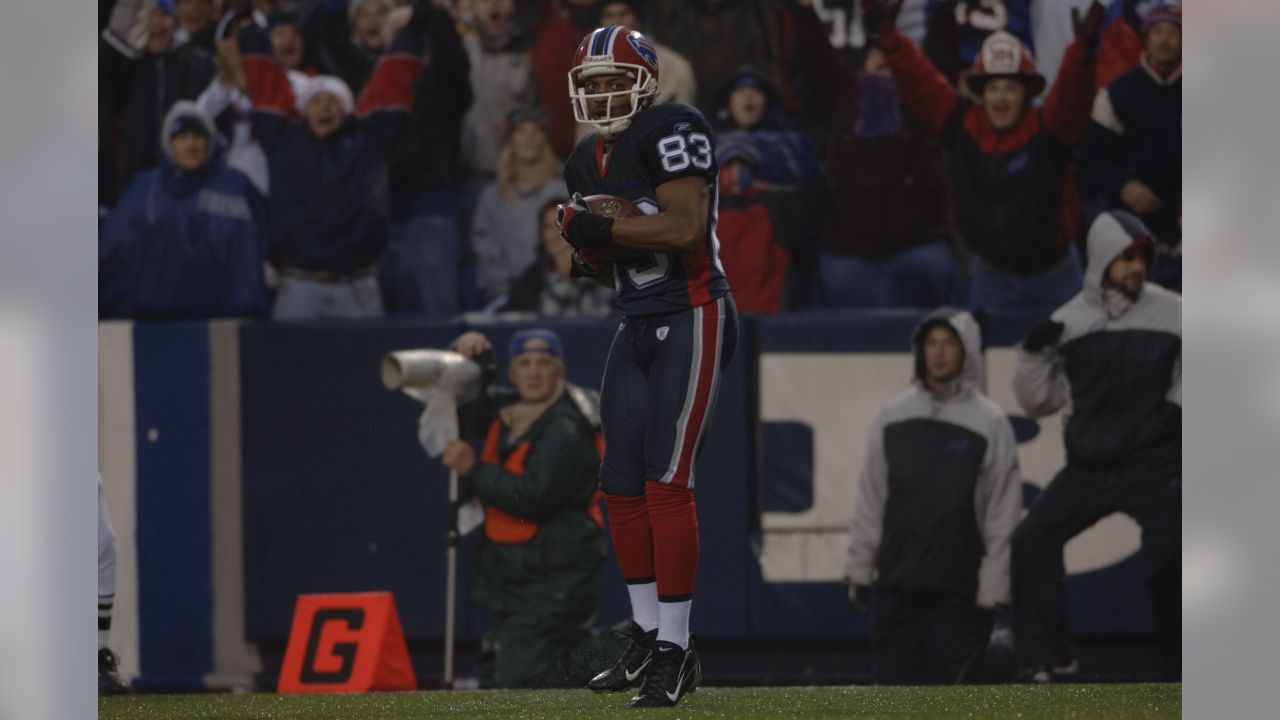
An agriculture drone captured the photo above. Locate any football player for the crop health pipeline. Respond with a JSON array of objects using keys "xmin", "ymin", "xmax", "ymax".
[{"xmin": 555, "ymin": 24, "xmax": 737, "ymax": 708}]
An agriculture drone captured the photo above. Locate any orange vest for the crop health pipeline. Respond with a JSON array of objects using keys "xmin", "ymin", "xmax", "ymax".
[{"xmin": 480, "ymin": 418, "xmax": 605, "ymax": 544}]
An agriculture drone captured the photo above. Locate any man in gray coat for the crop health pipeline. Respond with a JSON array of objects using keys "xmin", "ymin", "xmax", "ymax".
[
  {"xmin": 1011, "ymin": 210, "xmax": 1181, "ymax": 682},
  {"xmin": 845, "ymin": 308, "xmax": 1023, "ymax": 685}
]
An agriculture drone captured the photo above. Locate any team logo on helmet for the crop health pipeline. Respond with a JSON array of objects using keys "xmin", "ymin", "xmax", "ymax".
[{"xmin": 626, "ymin": 32, "xmax": 658, "ymax": 72}]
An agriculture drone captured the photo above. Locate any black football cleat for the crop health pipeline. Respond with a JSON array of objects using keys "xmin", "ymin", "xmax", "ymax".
[
  {"xmin": 628, "ymin": 637, "xmax": 701, "ymax": 708},
  {"xmin": 588, "ymin": 622, "xmax": 657, "ymax": 692},
  {"xmin": 98, "ymin": 647, "xmax": 129, "ymax": 695}
]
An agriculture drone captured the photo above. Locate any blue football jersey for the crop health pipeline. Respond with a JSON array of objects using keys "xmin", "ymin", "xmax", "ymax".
[{"xmin": 563, "ymin": 103, "xmax": 730, "ymax": 317}]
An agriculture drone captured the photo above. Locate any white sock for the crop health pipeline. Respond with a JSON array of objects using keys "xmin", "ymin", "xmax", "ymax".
[
  {"xmin": 626, "ymin": 582, "xmax": 659, "ymax": 633},
  {"xmin": 656, "ymin": 599, "xmax": 691, "ymax": 649},
  {"xmin": 99, "ymin": 594, "xmax": 113, "ymax": 650}
]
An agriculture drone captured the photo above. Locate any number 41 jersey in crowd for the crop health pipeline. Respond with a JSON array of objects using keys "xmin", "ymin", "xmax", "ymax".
[{"xmin": 563, "ymin": 102, "xmax": 731, "ymax": 317}]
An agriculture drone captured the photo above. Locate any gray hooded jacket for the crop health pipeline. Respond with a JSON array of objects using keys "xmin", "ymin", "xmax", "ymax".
[
  {"xmin": 1012, "ymin": 211, "xmax": 1181, "ymax": 476},
  {"xmin": 845, "ymin": 308, "xmax": 1023, "ymax": 608}
]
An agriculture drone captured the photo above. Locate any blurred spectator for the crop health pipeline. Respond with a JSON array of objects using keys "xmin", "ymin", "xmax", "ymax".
[
  {"xmin": 598, "ymin": 0, "xmax": 697, "ymax": 106},
  {"xmin": 712, "ymin": 66, "xmax": 821, "ymax": 185},
  {"xmin": 845, "ymin": 308, "xmax": 1021, "ymax": 685},
  {"xmin": 100, "ymin": 0, "xmax": 217, "ymax": 214},
  {"xmin": 1079, "ymin": 2, "xmax": 1180, "ymax": 279},
  {"xmin": 500, "ymin": 201, "xmax": 617, "ymax": 317},
  {"xmin": 650, "ymin": 0, "xmax": 783, "ymax": 115},
  {"xmin": 267, "ymin": 4, "xmax": 316, "ymax": 74},
  {"xmin": 471, "ymin": 110, "xmax": 568, "ymax": 305},
  {"xmin": 237, "ymin": 5, "xmax": 428, "ymax": 320},
  {"xmin": 713, "ymin": 134, "xmax": 791, "ymax": 315},
  {"xmin": 99, "ymin": 102, "xmax": 269, "ymax": 320},
  {"xmin": 175, "ymin": 0, "xmax": 218, "ymax": 51},
  {"xmin": 443, "ymin": 329, "xmax": 615, "ymax": 688},
  {"xmin": 531, "ymin": 0, "xmax": 598, "ymax": 159},
  {"xmin": 1011, "ymin": 210, "xmax": 1181, "ymax": 682},
  {"xmin": 791, "ymin": 2, "xmax": 964, "ymax": 309},
  {"xmin": 459, "ymin": 0, "xmax": 538, "ymax": 177},
  {"xmin": 381, "ymin": 2, "xmax": 474, "ymax": 318},
  {"xmin": 303, "ymin": 0, "xmax": 392, "ymax": 96},
  {"xmin": 197, "ymin": 9, "xmax": 310, "ymax": 194},
  {"xmin": 868, "ymin": 0, "xmax": 1103, "ymax": 313}
]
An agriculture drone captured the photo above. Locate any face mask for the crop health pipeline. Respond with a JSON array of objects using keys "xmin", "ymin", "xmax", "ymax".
[{"xmin": 854, "ymin": 72, "xmax": 903, "ymax": 138}]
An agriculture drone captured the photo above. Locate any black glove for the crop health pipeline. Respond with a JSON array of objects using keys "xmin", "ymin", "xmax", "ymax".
[
  {"xmin": 557, "ymin": 193, "xmax": 614, "ymax": 250},
  {"xmin": 1022, "ymin": 319, "xmax": 1065, "ymax": 353},
  {"xmin": 845, "ymin": 579, "xmax": 871, "ymax": 614},
  {"xmin": 1072, "ymin": 0, "xmax": 1106, "ymax": 59}
]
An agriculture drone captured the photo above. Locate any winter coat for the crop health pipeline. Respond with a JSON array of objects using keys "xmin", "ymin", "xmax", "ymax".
[
  {"xmin": 460, "ymin": 23, "xmax": 537, "ymax": 175},
  {"xmin": 459, "ymin": 384, "xmax": 605, "ymax": 617},
  {"xmin": 846, "ymin": 309, "xmax": 1023, "ymax": 608},
  {"xmin": 238, "ymin": 22, "xmax": 422, "ymax": 272},
  {"xmin": 881, "ymin": 25, "xmax": 1095, "ymax": 274},
  {"xmin": 99, "ymin": 103, "xmax": 268, "ymax": 320},
  {"xmin": 1013, "ymin": 212, "xmax": 1181, "ymax": 480}
]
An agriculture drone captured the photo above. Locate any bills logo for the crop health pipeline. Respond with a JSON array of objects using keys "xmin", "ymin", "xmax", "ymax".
[{"xmin": 627, "ymin": 33, "xmax": 659, "ymax": 72}]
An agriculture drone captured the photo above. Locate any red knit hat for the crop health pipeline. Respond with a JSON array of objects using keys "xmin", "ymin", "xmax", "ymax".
[
  {"xmin": 1141, "ymin": 3, "xmax": 1182, "ymax": 37},
  {"xmin": 965, "ymin": 31, "xmax": 1046, "ymax": 98}
]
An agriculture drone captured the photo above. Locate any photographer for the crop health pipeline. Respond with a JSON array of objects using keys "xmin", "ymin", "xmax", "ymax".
[{"xmin": 440, "ymin": 329, "xmax": 612, "ymax": 688}]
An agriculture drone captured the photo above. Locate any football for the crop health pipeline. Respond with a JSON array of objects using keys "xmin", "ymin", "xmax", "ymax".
[
  {"xmin": 578, "ymin": 194, "xmax": 646, "ymax": 262},
  {"xmin": 582, "ymin": 194, "xmax": 645, "ymax": 219}
]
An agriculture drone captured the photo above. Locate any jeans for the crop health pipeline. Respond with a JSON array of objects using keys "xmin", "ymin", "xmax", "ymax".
[
  {"xmin": 271, "ymin": 274, "xmax": 384, "ymax": 320},
  {"xmin": 817, "ymin": 241, "xmax": 967, "ymax": 309},
  {"xmin": 379, "ymin": 213, "xmax": 461, "ymax": 318},
  {"xmin": 969, "ymin": 250, "xmax": 1082, "ymax": 314}
]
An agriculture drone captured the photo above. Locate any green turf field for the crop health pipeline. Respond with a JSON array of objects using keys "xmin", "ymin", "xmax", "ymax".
[{"xmin": 100, "ymin": 683, "xmax": 1180, "ymax": 719}]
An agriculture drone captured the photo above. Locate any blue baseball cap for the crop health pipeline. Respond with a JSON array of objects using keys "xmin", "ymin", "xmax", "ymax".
[{"xmin": 508, "ymin": 329, "xmax": 563, "ymax": 361}]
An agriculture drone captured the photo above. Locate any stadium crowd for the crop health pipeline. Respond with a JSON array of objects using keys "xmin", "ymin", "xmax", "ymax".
[{"xmin": 98, "ymin": 0, "xmax": 1182, "ymax": 322}]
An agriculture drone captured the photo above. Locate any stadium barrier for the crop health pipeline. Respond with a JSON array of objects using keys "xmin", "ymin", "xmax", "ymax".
[{"xmin": 98, "ymin": 311, "xmax": 1156, "ymax": 689}]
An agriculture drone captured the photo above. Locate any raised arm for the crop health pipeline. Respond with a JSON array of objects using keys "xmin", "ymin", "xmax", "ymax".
[
  {"xmin": 237, "ymin": 24, "xmax": 298, "ymax": 150},
  {"xmin": 787, "ymin": 1, "xmax": 856, "ymax": 120},
  {"xmin": 877, "ymin": 21, "xmax": 958, "ymax": 140},
  {"xmin": 1040, "ymin": 2, "xmax": 1103, "ymax": 146},
  {"xmin": 355, "ymin": 7, "xmax": 429, "ymax": 150}
]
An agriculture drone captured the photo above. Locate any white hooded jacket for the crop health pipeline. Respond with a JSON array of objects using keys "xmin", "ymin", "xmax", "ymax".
[
  {"xmin": 845, "ymin": 308, "xmax": 1023, "ymax": 608},
  {"xmin": 1013, "ymin": 211, "xmax": 1181, "ymax": 473}
]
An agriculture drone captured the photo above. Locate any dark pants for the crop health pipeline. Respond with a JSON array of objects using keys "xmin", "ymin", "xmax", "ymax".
[
  {"xmin": 476, "ymin": 611, "xmax": 622, "ymax": 688},
  {"xmin": 1012, "ymin": 465, "xmax": 1181, "ymax": 679},
  {"xmin": 871, "ymin": 588, "xmax": 993, "ymax": 685}
]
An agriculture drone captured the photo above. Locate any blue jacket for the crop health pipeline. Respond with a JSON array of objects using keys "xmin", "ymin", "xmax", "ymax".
[{"xmin": 99, "ymin": 130, "xmax": 268, "ymax": 320}]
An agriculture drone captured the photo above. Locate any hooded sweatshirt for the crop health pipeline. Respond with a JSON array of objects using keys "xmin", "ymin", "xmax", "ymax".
[
  {"xmin": 1013, "ymin": 211, "xmax": 1181, "ymax": 478},
  {"xmin": 845, "ymin": 308, "xmax": 1023, "ymax": 607},
  {"xmin": 99, "ymin": 102, "xmax": 269, "ymax": 320}
]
